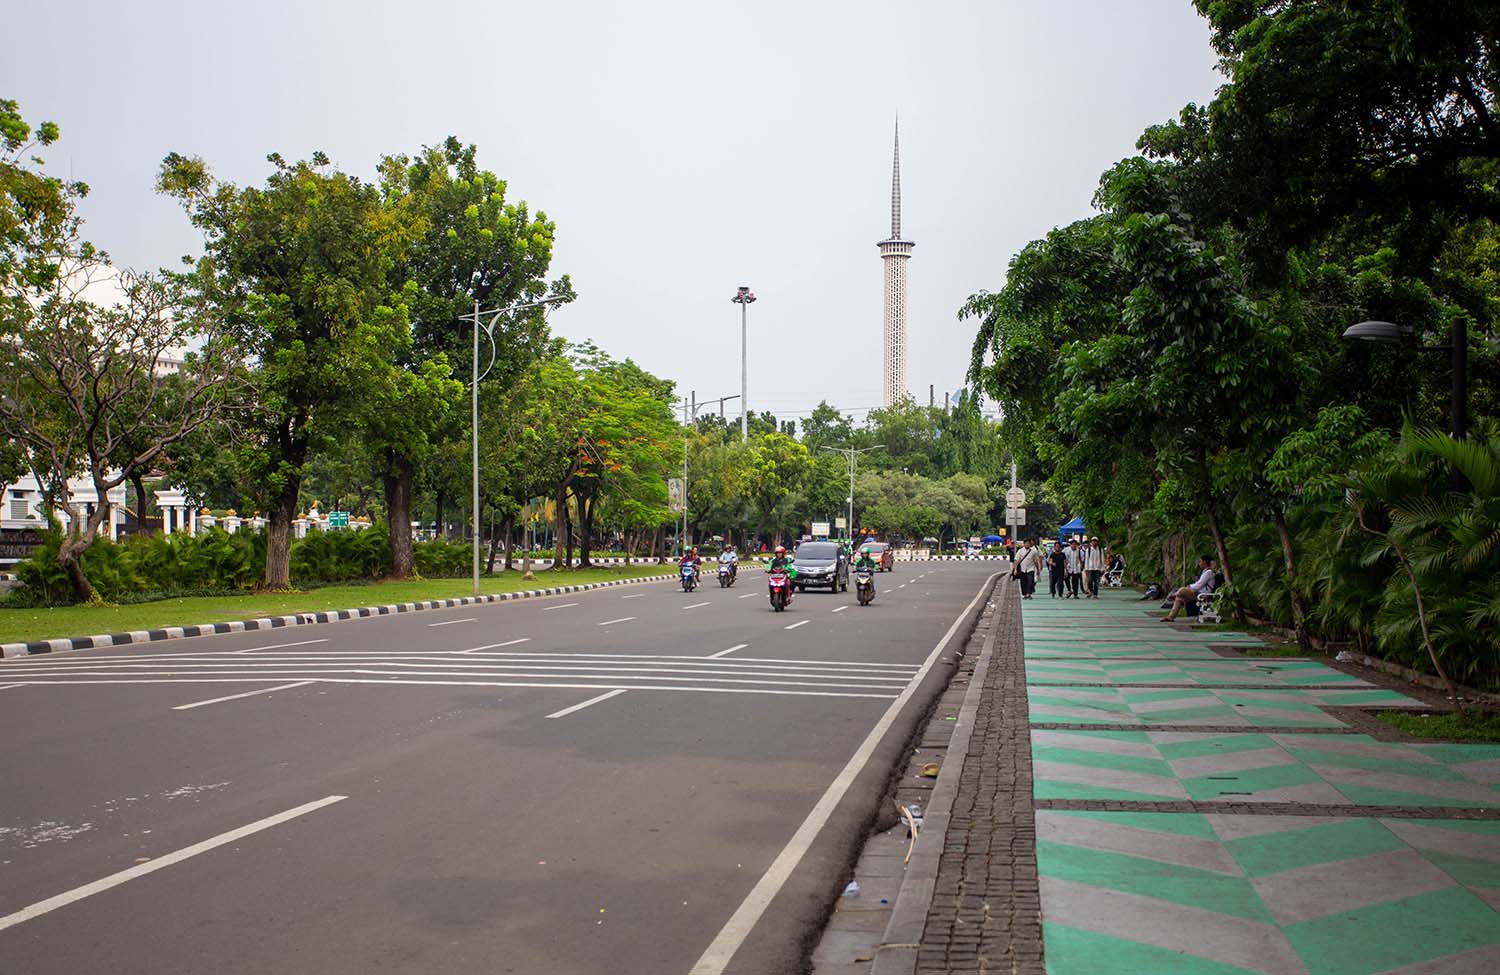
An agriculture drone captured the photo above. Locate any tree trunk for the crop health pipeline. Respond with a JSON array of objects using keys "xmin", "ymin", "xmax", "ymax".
[
  {"xmin": 434, "ymin": 489, "xmax": 446, "ymax": 540},
  {"xmin": 384, "ymin": 452, "xmax": 415, "ymax": 580},
  {"xmin": 130, "ymin": 472, "xmax": 151, "ymax": 535},
  {"xmin": 501, "ymin": 512, "xmax": 516, "ymax": 571},
  {"xmin": 1272, "ymin": 507, "xmax": 1311, "ymax": 651},
  {"xmin": 1162, "ymin": 536, "xmax": 1178, "ymax": 590},
  {"xmin": 1204, "ymin": 502, "xmax": 1233, "ymax": 588},
  {"xmin": 576, "ymin": 492, "xmax": 594, "ymax": 568},
  {"xmin": 553, "ymin": 483, "xmax": 570, "ymax": 568},
  {"xmin": 56, "ymin": 503, "xmax": 105, "ymax": 603},
  {"xmin": 265, "ymin": 487, "xmax": 298, "ymax": 590},
  {"xmin": 486, "ymin": 508, "xmax": 506, "ymax": 574}
]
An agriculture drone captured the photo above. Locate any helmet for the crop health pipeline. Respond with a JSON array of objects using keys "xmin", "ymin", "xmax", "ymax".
[
  {"xmin": 775, "ymin": 545, "xmax": 786, "ymax": 555},
  {"xmin": 861, "ymin": 546, "xmax": 872, "ymax": 555}
]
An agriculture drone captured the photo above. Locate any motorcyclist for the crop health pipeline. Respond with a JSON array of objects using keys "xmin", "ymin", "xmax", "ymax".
[
  {"xmin": 679, "ymin": 545, "xmax": 702, "ymax": 583},
  {"xmin": 719, "ymin": 544, "xmax": 738, "ymax": 580},
  {"xmin": 768, "ymin": 544, "xmax": 795, "ymax": 602},
  {"xmin": 853, "ymin": 545, "xmax": 877, "ymax": 596}
]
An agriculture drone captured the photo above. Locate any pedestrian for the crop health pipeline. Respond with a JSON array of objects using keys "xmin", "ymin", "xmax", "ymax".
[
  {"xmin": 1083, "ymin": 536, "xmax": 1104, "ymax": 597},
  {"xmin": 1048, "ymin": 540, "xmax": 1066, "ymax": 597},
  {"xmin": 1015, "ymin": 536, "xmax": 1042, "ymax": 599},
  {"xmin": 1162, "ymin": 554, "xmax": 1217, "ymax": 622},
  {"xmin": 1063, "ymin": 537, "xmax": 1085, "ymax": 598}
]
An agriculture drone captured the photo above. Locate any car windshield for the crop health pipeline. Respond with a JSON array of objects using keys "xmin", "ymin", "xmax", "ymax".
[
  {"xmin": 796, "ymin": 543, "xmax": 839, "ymax": 560},
  {"xmin": 867, "ymin": 544, "xmax": 888, "ymax": 552}
]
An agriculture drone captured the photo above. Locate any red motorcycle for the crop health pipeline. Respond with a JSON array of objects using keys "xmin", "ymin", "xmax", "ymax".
[{"xmin": 767, "ymin": 568, "xmax": 791, "ymax": 612}]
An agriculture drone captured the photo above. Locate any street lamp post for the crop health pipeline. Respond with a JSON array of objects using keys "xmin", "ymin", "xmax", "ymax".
[
  {"xmin": 731, "ymin": 287, "xmax": 756, "ymax": 441},
  {"xmin": 680, "ymin": 391, "xmax": 739, "ymax": 554},
  {"xmin": 820, "ymin": 444, "xmax": 885, "ymax": 544},
  {"xmin": 463, "ymin": 294, "xmax": 567, "ymax": 596}
]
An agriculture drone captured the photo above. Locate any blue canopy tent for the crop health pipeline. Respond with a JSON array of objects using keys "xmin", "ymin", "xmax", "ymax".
[
  {"xmin": 1058, "ymin": 516, "xmax": 1086, "ymax": 545},
  {"xmin": 981, "ymin": 534, "xmax": 1003, "ymax": 545}
]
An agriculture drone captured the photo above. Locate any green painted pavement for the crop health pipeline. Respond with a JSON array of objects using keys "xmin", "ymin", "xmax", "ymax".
[
  {"xmin": 1036, "ymin": 840, "xmax": 1274, "ymax": 922},
  {"xmin": 1044, "ymin": 923, "xmax": 1268, "ymax": 975},
  {"xmin": 1223, "ymin": 819, "xmax": 1408, "ymax": 877},
  {"xmin": 1281, "ymin": 886, "xmax": 1500, "ymax": 975}
]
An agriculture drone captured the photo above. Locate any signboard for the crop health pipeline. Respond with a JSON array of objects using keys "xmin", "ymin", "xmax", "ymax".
[
  {"xmin": 834, "ymin": 516, "xmax": 847, "ymax": 529},
  {"xmin": 1006, "ymin": 508, "xmax": 1027, "ymax": 525},
  {"xmin": 0, "ymin": 527, "xmax": 44, "ymax": 560},
  {"xmin": 1006, "ymin": 487, "xmax": 1027, "ymax": 507},
  {"xmin": 328, "ymin": 511, "xmax": 350, "ymax": 528},
  {"xmin": 667, "ymin": 478, "xmax": 685, "ymax": 513},
  {"xmin": 811, "ymin": 521, "xmax": 830, "ymax": 538}
]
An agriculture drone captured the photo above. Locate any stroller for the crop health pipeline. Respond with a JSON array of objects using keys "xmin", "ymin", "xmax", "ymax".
[{"xmin": 1104, "ymin": 555, "xmax": 1125, "ymax": 588}]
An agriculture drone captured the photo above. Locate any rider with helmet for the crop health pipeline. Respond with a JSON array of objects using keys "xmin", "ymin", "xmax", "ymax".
[
  {"xmin": 679, "ymin": 545, "xmax": 702, "ymax": 584},
  {"xmin": 768, "ymin": 544, "xmax": 796, "ymax": 602}
]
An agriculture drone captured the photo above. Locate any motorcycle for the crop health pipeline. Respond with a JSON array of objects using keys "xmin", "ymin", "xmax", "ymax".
[
  {"xmin": 718, "ymin": 561, "xmax": 737, "ymax": 588},
  {"xmin": 680, "ymin": 562, "xmax": 698, "ymax": 592},
  {"xmin": 855, "ymin": 569, "xmax": 875, "ymax": 606},
  {"xmin": 767, "ymin": 568, "xmax": 790, "ymax": 612}
]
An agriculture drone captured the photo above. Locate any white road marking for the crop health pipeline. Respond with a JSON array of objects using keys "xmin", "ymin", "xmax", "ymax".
[
  {"xmin": 737, "ymin": 593, "xmax": 757, "ymax": 599},
  {"xmin": 425, "ymin": 617, "xmax": 477, "ymax": 627},
  {"xmin": 898, "ymin": 584, "xmax": 907, "ymax": 589},
  {"xmin": 597, "ymin": 617, "xmax": 636, "ymax": 627},
  {"xmin": 784, "ymin": 620, "xmax": 810, "ymax": 631},
  {"xmin": 689, "ymin": 569, "xmax": 1003, "ymax": 975},
  {"xmin": 230, "ymin": 638, "xmax": 329, "ymax": 655},
  {"xmin": 546, "ymin": 688, "xmax": 628, "ymax": 718},
  {"xmin": 683, "ymin": 602, "xmax": 711, "ymax": 610},
  {"xmin": 621, "ymin": 593, "xmax": 645, "ymax": 599},
  {"xmin": 542, "ymin": 602, "xmax": 579, "ymax": 611},
  {"xmin": 172, "ymin": 680, "xmax": 317, "ymax": 711},
  {"xmin": 832, "ymin": 606, "xmax": 848, "ymax": 614},
  {"xmin": 0, "ymin": 683, "xmax": 24, "ymax": 691},
  {"xmin": 706, "ymin": 644, "xmax": 749, "ymax": 659},
  {"xmin": 458, "ymin": 638, "xmax": 530, "ymax": 654},
  {"xmin": 0, "ymin": 795, "xmax": 347, "ymax": 934}
]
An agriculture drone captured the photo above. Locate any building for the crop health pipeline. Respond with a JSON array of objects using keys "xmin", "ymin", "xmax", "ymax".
[{"xmin": 878, "ymin": 120, "xmax": 914, "ymax": 408}]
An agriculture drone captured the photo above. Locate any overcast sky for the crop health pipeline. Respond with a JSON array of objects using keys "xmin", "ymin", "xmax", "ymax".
[{"xmin": 7, "ymin": 0, "xmax": 1222, "ymax": 425}]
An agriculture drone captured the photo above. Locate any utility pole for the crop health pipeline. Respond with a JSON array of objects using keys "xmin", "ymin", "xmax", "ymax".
[
  {"xmin": 820, "ymin": 444, "xmax": 885, "ymax": 543},
  {"xmin": 732, "ymin": 287, "xmax": 756, "ymax": 441}
]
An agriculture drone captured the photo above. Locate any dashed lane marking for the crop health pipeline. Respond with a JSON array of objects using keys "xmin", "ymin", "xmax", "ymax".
[
  {"xmin": 621, "ymin": 593, "xmax": 645, "ymax": 599},
  {"xmin": 542, "ymin": 602, "xmax": 580, "ymax": 611},
  {"xmin": 597, "ymin": 617, "xmax": 636, "ymax": 626},
  {"xmin": 737, "ymin": 593, "xmax": 757, "ymax": 599},
  {"xmin": 0, "ymin": 683, "xmax": 23, "ymax": 691},
  {"xmin": 784, "ymin": 620, "xmax": 810, "ymax": 631},
  {"xmin": 172, "ymin": 680, "xmax": 318, "ymax": 711},
  {"xmin": 832, "ymin": 606, "xmax": 848, "ymax": 614},
  {"xmin": 426, "ymin": 617, "xmax": 477, "ymax": 627},
  {"xmin": 706, "ymin": 644, "xmax": 749, "ymax": 659},
  {"xmin": 458, "ymin": 638, "xmax": 530, "ymax": 653},
  {"xmin": 546, "ymin": 688, "xmax": 628, "ymax": 718},
  {"xmin": 683, "ymin": 602, "xmax": 711, "ymax": 610},
  {"xmin": 230, "ymin": 638, "xmax": 329, "ymax": 655}
]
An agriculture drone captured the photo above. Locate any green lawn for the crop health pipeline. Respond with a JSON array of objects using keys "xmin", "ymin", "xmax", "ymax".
[
  {"xmin": 1376, "ymin": 710, "xmax": 1500, "ymax": 742},
  {"xmin": 0, "ymin": 565, "xmax": 672, "ymax": 646}
]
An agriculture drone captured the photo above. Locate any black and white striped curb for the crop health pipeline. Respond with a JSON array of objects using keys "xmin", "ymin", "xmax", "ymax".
[{"xmin": 0, "ymin": 572, "xmax": 677, "ymax": 659}]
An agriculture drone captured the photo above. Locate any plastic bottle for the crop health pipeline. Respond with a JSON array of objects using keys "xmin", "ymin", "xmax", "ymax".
[{"xmin": 842, "ymin": 880, "xmax": 861, "ymax": 898}]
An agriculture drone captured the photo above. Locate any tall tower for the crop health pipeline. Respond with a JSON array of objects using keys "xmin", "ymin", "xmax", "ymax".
[{"xmin": 878, "ymin": 120, "xmax": 913, "ymax": 408}]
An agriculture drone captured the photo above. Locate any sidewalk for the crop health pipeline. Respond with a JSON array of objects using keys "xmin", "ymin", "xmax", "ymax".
[{"xmin": 871, "ymin": 583, "xmax": 1500, "ymax": 974}]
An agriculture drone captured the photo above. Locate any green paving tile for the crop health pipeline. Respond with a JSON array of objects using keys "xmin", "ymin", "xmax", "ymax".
[
  {"xmin": 1054, "ymin": 809, "xmax": 1218, "ymax": 840},
  {"xmin": 1138, "ymin": 706, "xmax": 1242, "ymax": 724},
  {"xmin": 1028, "ymin": 693, "xmax": 1133, "ymax": 713},
  {"xmin": 1156, "ymin": 734, "xmax": 1276, "ymax": 760},
  {"xmin": 1030, "ymin": 710, "xmax": 1133, "ymax": 726},
  {"xmin": 1400, "ymin": 818, "xmax": 1500, "ymax": 837},
  {"xmin": 1414, "ymin": 743, "xmax": 1500, "ymax": 765},
  {"xmin": 1331, "ymin": 782, "xmax": 1495, "ymax": 809},
  {"xmin": 1183, "ymin": 761, "xmax": 1326, "ymax": 800},
  {"xmin": 1222, "ymin": 819, "xmax": 1407, "ymax": 877},
  {"xmin": 1040, "ymin": 728, "xmax": 1154, "ymax": 744},
  {"xmin": 1032, "ymin": 745, "xmax": 1175, "ymax": 778},
  {"xmin": 1124, "ymin": 688, "xmax": 1220, "ymax": 703},
  {"xmin": 1043, "ymin": 922, "xmax": 1266, "ymax": 975},
  {"xmin": 1035, "ymin": 779, "xmax": 1183, "ymax": 802},
  {"xmin": 1420, "ymin": 848, "xmax": 1500, "ymax": 890},
  {"xmin": 1036, "ymin": 841, "xmax": 1273, "ymax": 922},
  {"xmin": 1242, "ymin": 711, "xmax": 1345, "ymax": 728},
  {"xmin": 1285, "ymin": 746, "xmax": 1469, "ymax": 782},
  {"xmin": 1283, "ymin": 885, "xmax": 1500, "ymax": 975}
]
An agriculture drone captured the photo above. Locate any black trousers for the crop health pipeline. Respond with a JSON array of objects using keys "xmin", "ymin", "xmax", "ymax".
[
  {"xmin": 1087, "ymin": 569, "xmax": 1102, "ymax": 596},
  {"xmin": 1019, "ymin": 570, "xmax": 1036, "ymax": 596},
  {"xmin": 1049, "ymin": 567, "xmax": 1064, "ymax": 596},
  {"xmin": 1066, "ymin": 573, "xmax": 1082, "ymax": 596}
]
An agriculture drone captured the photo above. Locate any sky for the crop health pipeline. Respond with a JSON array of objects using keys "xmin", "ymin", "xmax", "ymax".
[{"xmin": 6, "ymin": 0, "xmax": 1223, "ymax": 426}]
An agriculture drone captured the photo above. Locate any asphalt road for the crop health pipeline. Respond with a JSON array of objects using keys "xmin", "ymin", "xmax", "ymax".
[{"xmin": 0, "ymin": 561, "xmax": 998, "ymax": 974}]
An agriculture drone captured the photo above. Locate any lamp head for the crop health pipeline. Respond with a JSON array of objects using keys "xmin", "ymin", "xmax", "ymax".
[{"xmin": 1342, "ymin": 320, "xmax": 1410, "ymax": 344}]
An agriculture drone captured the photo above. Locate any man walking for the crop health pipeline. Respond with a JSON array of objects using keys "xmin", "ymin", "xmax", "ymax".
[
  {"xmin": 1162, "ymin": 554, "xmax": 1217, "ymax": 622},
  {"xmin": 1083, "ymin": 536, "xmax": 1105, "ymax": 598},
  {"xmin": 1048, "ymin": 541, "xmax": 1066, "ymax": 597},
  {"xmin": 1014, "ymin": 537, "xmax": 1042, "ymax": 600},
  {"xmin": 1063, "ymin": 537, "xmax": 1085, "ymax": 598}
]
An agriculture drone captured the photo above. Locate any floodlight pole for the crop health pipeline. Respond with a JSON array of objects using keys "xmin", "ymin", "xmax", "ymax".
[{"xmin": 732, "ymin": 287, "xmax": 756, "ymax": 441}]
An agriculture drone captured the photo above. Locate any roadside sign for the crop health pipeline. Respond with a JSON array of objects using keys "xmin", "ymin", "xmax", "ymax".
[
  {"xmin": 668, "ymin": 478, "xmax": 685, "ymax": 512},
  {"xmin": 811, "ymin": 521, "xmax": 830, "ymax": 538},
  {"xmin": 1006, "ymin": 508, "xmax": 1027, "ymax": 525},
  {"xmin": 328, "ymin": 511, "xmax": 350, "ymax": 528},
  {"xmin": 834, "ymin": 516, "xmax": 847, "ymax": 529},
  {"xmin": 1006, "ymin": 487, "xmax": 1027, "ymax": 507}
]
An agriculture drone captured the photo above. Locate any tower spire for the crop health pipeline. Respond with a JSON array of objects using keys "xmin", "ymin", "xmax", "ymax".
[{"xmin": 891, "ymin": 118, "xmax": 902, "ymax": 240}]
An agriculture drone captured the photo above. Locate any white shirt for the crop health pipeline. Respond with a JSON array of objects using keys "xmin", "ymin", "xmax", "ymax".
[
  {"xmin": 1064, "ymin": 546, "xmax": 1085, "ymax": 573},
  {"xmin": 1191, "ymin": 567, "xmax": 1215, "ymax": 592},
  {"xmin": 1017, "ymin": 547, "xmax": 1042, "ymax": 573},
  {"xmin": 1082, "ymin": 546, "xmax": 1104, "ymax": 571},
  {"xmin": 721, "ymin": 551, "xmax": 737, "ymax": 564}
]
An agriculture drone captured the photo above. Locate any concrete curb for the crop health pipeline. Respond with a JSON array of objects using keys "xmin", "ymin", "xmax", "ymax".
[
  {"xmin": 871, "ymin": 586, "xmax": 1004, "ymax": 974},
  {"xmin": 0, "ymin": 572, "xmax": 677, "ymax": 659}
]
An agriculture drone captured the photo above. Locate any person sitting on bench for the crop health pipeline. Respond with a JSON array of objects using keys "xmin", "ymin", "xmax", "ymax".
[{"xmin": 1162, "ymin": 554, "xmax": 1216, "ymax": 622}]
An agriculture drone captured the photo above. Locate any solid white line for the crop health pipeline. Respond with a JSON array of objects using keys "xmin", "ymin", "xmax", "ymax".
[
  {"xmin": 737, "ymin": 592, "xmax": 757, "ymax": 599},
  {"xmin": 832, "ymin": 606, "xmax": 848, "ymax": 614},
  {"xmin": 784, "ymin": 620, "xmax": 810, "ymax": 631},
  {"xmin": 707, "ymin": 644, "xmax": 749, "ymax": 659},
  {"xmin": 546, "ymin": 688, "xmax": 628, "ymax": 718},
  {"xmin": 682, "ymin": 602, "xmax": 711, "ymax": 610},
  {"xmin": 231, "ymin": 639, "xmax": 329, "ymax": 655},
  {"xmin": 3, "ymin": 677, "xmax": 900, "ymax": 698},
  {"xmin": 542, "ymin": 602, "xmax": 579, "ymax": 611},
  {"xmin": 457, "ymin": 638, "xmax": 531, "ymax": 654},
  {"xmin": 621, "ymin": 593, "xmax": 646, "ymax": 599},
  {"xmin": 0, "ymin": 683, "xmax": 23, "ymax": 691},
  {"xmin": 426, "ymin": 617, "xmax": 477, "ymax": 627},
  {"xmin": 0, "ymin": 795, "xmax": 347, "ymax": 934},
  {"xmin": 597, "ymin": 617, "xmax": 636, "ymax": 627},
  {"xmin": 688, "ymin": 570, "xmax": 1002, "ymax": 975},
  {"xmin": 172, "ymin": 680, "xmax": 317, "ymax": 711}
]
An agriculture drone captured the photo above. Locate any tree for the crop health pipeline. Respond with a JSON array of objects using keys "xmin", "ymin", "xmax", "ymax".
[
  {"xmin": 159, "ymin": 151, "xmax": 400, "ymax": 589},
  {"xmin": 800, "ymin": 401, "xmax": 853, "ymax": 453},
  {"xmin": 745, "ymin": 433, "xmax": 811, "ymax": 545},
  {"xmin": 377, "ymin": 138, "xmax": 569, "ymax": 577}
]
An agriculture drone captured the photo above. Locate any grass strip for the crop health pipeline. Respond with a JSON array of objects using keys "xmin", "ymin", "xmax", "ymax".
[{"xmin": 1377, "ymin": 710, "xmax": 1500, "ymax": 742}]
